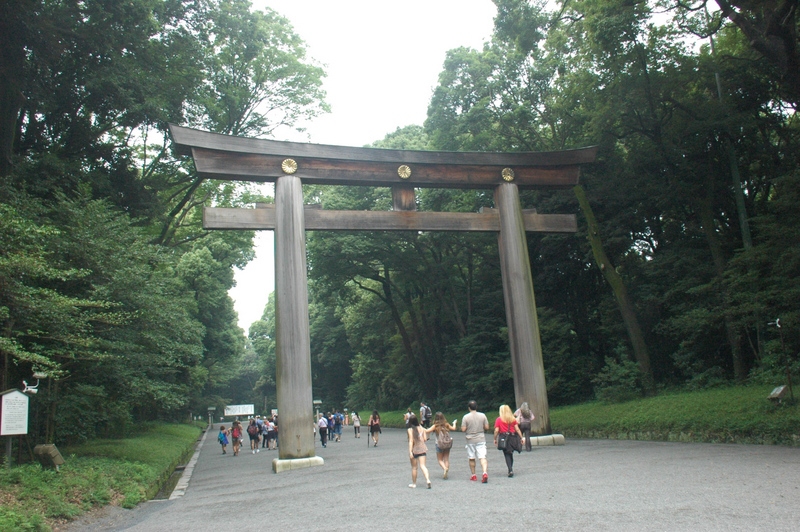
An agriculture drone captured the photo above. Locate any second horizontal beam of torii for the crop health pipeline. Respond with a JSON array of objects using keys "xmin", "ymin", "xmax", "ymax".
[{"xmin": 203, "ymin": 204, "xmax": 577, "ymax": 233}]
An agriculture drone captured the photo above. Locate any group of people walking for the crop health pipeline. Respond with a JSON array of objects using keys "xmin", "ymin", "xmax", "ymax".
[
  {"xmin": 216, "ymin": 400, "xmax": 535, "ymax": 489},
  {"xmin": 217, "ymin": 414, "xmax": 278, "ymax": 456},
  {"xmin": 405, "ymin": 400, "xmax": 535, "ymax": 488}
]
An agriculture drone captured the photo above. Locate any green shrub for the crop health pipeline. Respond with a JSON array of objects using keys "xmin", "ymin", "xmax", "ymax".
[{"xmin": 592, "ymin": 355, "xmax": 642, "ymax": 403}]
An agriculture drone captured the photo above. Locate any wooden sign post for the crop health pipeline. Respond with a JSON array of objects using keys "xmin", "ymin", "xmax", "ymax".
[{"xmin": 170, "ymin": 125, "xmax": 597, "ymax": 470}]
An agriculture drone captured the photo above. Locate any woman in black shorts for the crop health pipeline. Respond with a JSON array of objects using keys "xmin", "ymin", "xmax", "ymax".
[{"xmin": 368, "ymin": 410, "xmax": 381, "ymax": 447}]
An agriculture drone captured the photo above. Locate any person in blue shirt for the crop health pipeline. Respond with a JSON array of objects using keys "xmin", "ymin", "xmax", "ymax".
[{"xmin": 333, "ymin": 410, "xmax": 344, "ymax": 442}]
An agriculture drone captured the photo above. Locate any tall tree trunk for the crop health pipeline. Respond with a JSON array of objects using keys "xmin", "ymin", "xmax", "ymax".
[
  {"xmin": 710, "ymin": 33, "xmax": 762, "ymax": 372},
  {"xmin": 573, "ymin": 185, "xmax": 655, "ymax": 394},
  {"xmin": 696, "ymin": 193, "xmax": 746, "ymax": 380},
  {"xmin": 0, "ymin": 1, "xmax": 30, "ymax": 177}
]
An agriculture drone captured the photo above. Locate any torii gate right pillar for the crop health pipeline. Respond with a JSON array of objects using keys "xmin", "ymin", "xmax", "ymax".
[{"xmin": 496, "ymin": 182, "xmax": 551, "ymax": 435}]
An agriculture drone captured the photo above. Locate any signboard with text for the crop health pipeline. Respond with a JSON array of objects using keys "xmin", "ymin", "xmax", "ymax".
[
  {"xmin": 0, "ymin": 390, "xmax": 29, "ymax": 436},
  {"xmin": 223, "ymin": 404, "xmax": 255, "ymax": 417}
]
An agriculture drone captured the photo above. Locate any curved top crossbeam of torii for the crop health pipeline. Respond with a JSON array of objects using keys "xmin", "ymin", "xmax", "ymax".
[
  {"xmin": 170, "ymin": 124, "xmax": 597, "ymax": 233},
  {"xmin": 169, "ymin": 124, "xmax": 597, "ymax": 190}
]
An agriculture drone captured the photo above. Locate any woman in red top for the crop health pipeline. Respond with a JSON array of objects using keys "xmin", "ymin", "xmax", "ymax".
[{"xmin": 493, "ymin": 404, "xmax": 524, "ymax": 477}]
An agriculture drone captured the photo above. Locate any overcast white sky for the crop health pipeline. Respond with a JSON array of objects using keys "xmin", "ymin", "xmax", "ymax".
[{"xmin": 228, "ymin": 1, "xmax": 497, "ymax": 333}]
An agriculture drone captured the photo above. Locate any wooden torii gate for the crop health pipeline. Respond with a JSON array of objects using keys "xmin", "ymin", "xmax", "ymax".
[{"xmin": 170, "ymin": 124, "xmax": 597, "ymax": 472}]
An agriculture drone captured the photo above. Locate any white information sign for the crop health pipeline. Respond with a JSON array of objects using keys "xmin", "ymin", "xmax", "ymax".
[
  {"xmin": 224, "ymin": 404, "xmax": 255, "ymax": 417},
  {"xmin": 1, "ymin": 390, "xmax": 30, "ymax": 436}
]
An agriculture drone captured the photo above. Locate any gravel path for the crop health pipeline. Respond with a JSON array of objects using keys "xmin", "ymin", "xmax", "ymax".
[{"xmin": 57, "ymin": 423, "xmax": 800, "ymax": 531}]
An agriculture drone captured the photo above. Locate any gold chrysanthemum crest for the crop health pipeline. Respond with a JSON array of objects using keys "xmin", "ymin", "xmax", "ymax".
[
  {"xmin": 501, "ymin": 168, "xmax": 515, "ymax": 182},
  {"xmin": 281, "ymin": 158, "xmax": 298, "ymax": 174},
  {"xmin": 397, "ymin": 165, "xmax": 411, "ymax": 179}
]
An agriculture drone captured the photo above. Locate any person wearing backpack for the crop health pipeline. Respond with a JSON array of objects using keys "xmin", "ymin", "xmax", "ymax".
[
  {"xmin": 333, "ymin": 410, "xmax": 343, "ymax": 442},
  {"xmin": 420, "ymin": 402, "xmax": 433, "ymax": 428},
  {"xmin": 514, "ymin": 402, "xmax": 535, "ymax": 451},
  {"xmin": 230, "ymin": 420, "xmax": 243, "ymax": 456},
  {"xmin": 218, "ymin": 425, "xmax": 229, "ymax": 455},
  {"xmin": 247, "ymin": 418, "xmax": 261, "ymax": 454},
  {"xmin": 425, "ymin": 412, "xmax": 457, "ymax": 479}
]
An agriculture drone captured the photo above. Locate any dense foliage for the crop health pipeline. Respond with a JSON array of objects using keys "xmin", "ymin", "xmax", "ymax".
[
  {"xmin": 297, "ymin": 1, "xmax": 800, "ymax": 413},
  {"xmin": 0, "ymin": 0, "xmax": 327, "ymax": 446}
]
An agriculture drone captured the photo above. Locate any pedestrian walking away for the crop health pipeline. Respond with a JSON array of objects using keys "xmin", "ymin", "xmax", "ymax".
[
  {"xmin": 352, "ymin": 411, "xmax": 361, "ymax": 438},
  {"xmin": 461, "ymin": 400, "xmax": 490, "ymax": 483},
  {"xmin": 333, "ymin": 410, "xmax": 344, "ymax": 442},
  {"xmin": 217, "ymin": 425, "xmax": 229, "ymax": 454},
  {"xmin": 420, "ymin": 402, "xmax": 433, "ymax": 428},
  {"xmin": 425, "ymin": 412, "xmax": 457, "ymax": 479},
  {"xmin": 494, "ymin": 404, "xmax": 524, "ymax": 477},
  {"xmin": 230, "ymin": 420, "xmax": 243, "ymax": 456},
  {"xmin": 247, "ymin": 418, "xmax": 261, "ymax": 454},
  {"xmin": 368, "ymin": 410, "xmax": 381, "ymax": 447},
  {"xmin": 259, "ymin": 417, "xmax": 268, "ymax": 448},
  {"xmin": 514, "ymin": 402, "xmax": 535, "ymax": 451},
  {"xmin": 317, "ymin": 414, "xmax": 329, "ymax": 447},
  {"xmin": 407, "ymin": 415, "xmax": 432, "ymax": 489},
  {"xmin": 266, "ymin": 417, "xmax": 278, "ymax": 450}
]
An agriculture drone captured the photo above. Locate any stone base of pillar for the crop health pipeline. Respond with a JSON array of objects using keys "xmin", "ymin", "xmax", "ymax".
[
  {"xmin": 527, "ymin": 434, "xmax": 565, "ymax": 447},
  {"xmin": 272, "ymin": 456, "xmax": 324, "ymax": 473}
]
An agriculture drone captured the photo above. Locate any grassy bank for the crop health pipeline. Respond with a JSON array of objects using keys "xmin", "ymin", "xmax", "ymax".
[
  {"xmin": 0, "ymin": 422, "xmax": 203, "ymax": 531},
  {"xmin": 550, "ymin": 385, "xmax": 800, "ymax": 445},
  {"xmin": 367, "ymin": 385, "xmax": 800, "ymax": 446}
]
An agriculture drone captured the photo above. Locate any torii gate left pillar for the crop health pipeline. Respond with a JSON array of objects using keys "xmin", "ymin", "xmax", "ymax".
[{"xmin": 272, "ymin": 174, "xmax": 322, "ymax": 471}]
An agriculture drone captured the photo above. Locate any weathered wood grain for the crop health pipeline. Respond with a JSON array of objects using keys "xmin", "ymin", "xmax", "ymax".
[
  {"xmin": 496, "ymin": 183, "xmax": 551, "ymax": 435},
  {"xmin": 170, "ymin": 124, "xmax": 598, "ymax": 166},
  {"xmin": 169, "ymin": 124, "xmax": 597, "ymax": 189},
  {"xmin": 392, "ymin": 185, "xmax": 416, "ymax": 211},
  {"xmin": 203, "ymin": 206, "xmax": 578, "ymax": 233},
  {"xmin": 274, "ymin": 175, "xmax": 316, "ymax": 460}
]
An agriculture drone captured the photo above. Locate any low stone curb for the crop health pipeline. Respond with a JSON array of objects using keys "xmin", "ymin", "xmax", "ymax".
[
  {"xmin": 528, "ymin": 433, "xmax": 565, "ymax": 446},
  {"xmin": 169, "ymin": 426, "xmax": 209, "ymax": 499},
  {"xmin": 271, "ymin": 456, "xmax": 325, "ymax": 473}
]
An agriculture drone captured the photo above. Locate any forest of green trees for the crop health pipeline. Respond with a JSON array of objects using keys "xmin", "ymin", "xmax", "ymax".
[{"xmin": 1, "ymin": 0, "xmax": 798, "ymax": 446}]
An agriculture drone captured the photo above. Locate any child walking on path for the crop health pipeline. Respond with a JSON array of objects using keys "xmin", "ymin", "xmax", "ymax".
[{"xmin": 218, "ymin": 426, "xmax": 229, "ymax": 454}]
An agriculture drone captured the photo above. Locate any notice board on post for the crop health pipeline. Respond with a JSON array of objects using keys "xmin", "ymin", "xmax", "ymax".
[{"xmin": 0, "ymin": 390, "xmax": 29, "ymax": 436}]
